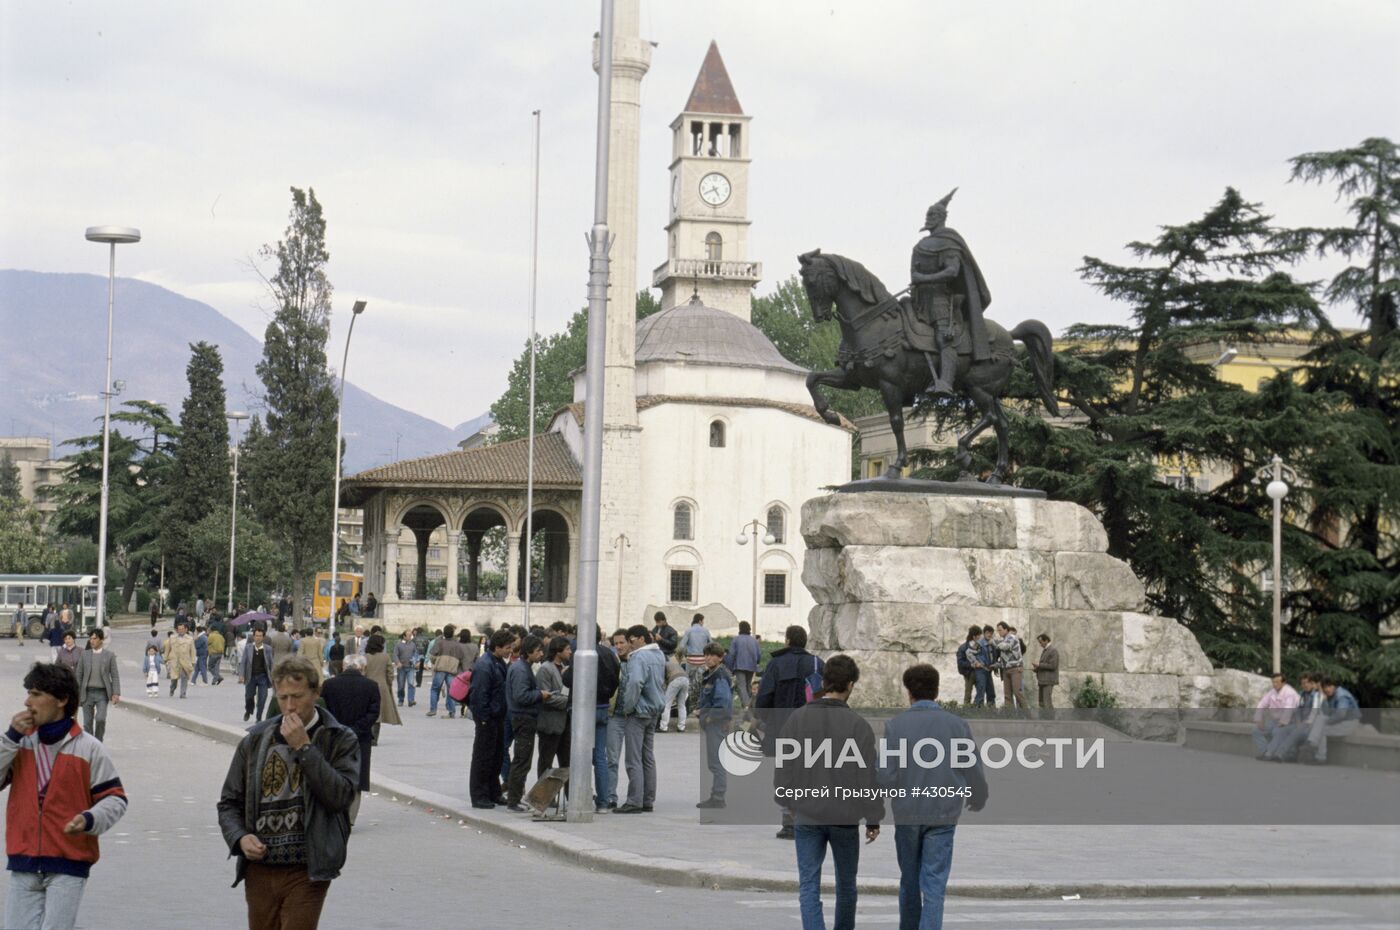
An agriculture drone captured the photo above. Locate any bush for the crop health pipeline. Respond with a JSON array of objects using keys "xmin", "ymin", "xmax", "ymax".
[{"xmin": 1073, "ymin": 675, "xmax": 1120, "ymax": 709}]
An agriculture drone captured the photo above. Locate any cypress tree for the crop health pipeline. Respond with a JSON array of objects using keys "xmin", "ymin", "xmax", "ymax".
[{"xmin": 164, "ymin": 342, "xmax": 231, "ymax": 600}]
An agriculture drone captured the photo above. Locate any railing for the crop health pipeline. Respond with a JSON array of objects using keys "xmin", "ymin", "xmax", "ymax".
[{"xmin": 653, "ymin": 258, "xmax": 762, "ymax": 287}]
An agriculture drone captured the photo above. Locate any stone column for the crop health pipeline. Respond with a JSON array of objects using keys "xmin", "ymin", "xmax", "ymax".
[
  {"xmin": 445, "ymin": 530, "xmax": 461, "ymax": 600},
  {"xmin": 383, "ymin": 526, "xmax": 401, "ymax": 602},
  {"xmin": 505, "ymin": 532, "xmax": 521, "ymax": 606},
  {"xmin": 465, "ymin": 532, "xmax": 483, "ymax": 600},
  {"xmin": 414, "ymin": 530, "xmax": 431, "ymax": 600}
]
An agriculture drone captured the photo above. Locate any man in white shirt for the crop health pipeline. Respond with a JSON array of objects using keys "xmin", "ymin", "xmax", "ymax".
[{"xmin": 1251, "ymin": 673, "xmax": 1299, "ymax": 759}]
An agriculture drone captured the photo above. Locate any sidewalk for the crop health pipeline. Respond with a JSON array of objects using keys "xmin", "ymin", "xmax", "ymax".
[{"xmin": 104, "ymin": 649, "xmax": 1400, "ymax": 899}]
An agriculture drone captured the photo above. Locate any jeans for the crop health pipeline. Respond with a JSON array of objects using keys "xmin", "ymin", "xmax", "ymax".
[
  {"xmin": 396, "ymin": 666, "xmax": 416, "ymax": 705},
  {"xmin": 194, "ymin": 655, "xmax": 208, "ymax": 684},
  {"xmin": 169, "ymin": 671, "xmax": 189, "ymax": 697},
  {"xmin": 605, "ymin": 714, "xmax": 625, "ymax": 805},
  {"xmin": 209, "ymin": 655, "xmax": 223, "ymax": 683},
  {"xmin": 429, "ymin": 671, "xmax": 457, "ymax": 715},
  {"xmin": 1265, "ymin": 720, "xmax": 1310, "ymax": 760},
  {"xmin": 244, "ymin": 673, "xmax": 270, "ymax": 720},
  {"xmin": 894, "ymin": 824, "xmax": 956, "ymax": 930},
  {"xmin": 5, "ymin": 870, "xmax": 87, "ymax": 930},
  {"xmin": 470, "ymin": 715, "xmax": 506, "ymax": 805},
  {"xmin": 659, "ymin": 677, "xmax": 689, "ymax": 730},
  {"xmin": 622, "ymin": 714, "xmax": 657, "ymax": 808},
  {"xmin": 590, "ymin": 706, "xmax": 609, "ymax": 808},
  {"xmin": 506, "ymin": 715, "xmax": 538, "ymax": 805},
  {"xmin": 734, "ymin": 669, "xmax": 754, "ymax": 709},
  {"xmin": 794, "ymin": 824, "xmax": 860, "ymax": 930},
  {"xmin": 703, "ymin": 718, "xmax": 728, "ymax": 799},
  {"xmin": 1251, "ymin": 721, "xmax": 1280, "ymax": 755},
  {"xmin": 972, "ymin": 669, "xmax": 993, "ymax": 707},
  {"xmin": 1307, "ymin": 714, "xmax": 1360, "ymax": 761}
]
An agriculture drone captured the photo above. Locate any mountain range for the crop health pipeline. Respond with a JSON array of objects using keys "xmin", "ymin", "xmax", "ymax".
[{"xmin": 0, "ymin": 270, "xmax": 491, "ymax": 472}]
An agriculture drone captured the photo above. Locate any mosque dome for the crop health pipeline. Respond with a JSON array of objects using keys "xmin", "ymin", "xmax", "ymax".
[{"xmin": 633, "ymin": 294, "xmax": 805, "ymax": 375}]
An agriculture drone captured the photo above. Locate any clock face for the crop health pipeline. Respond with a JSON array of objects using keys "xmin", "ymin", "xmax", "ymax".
[{"xmin": 699, "ymin": 172, "xmax": 731, "ymax": 206}]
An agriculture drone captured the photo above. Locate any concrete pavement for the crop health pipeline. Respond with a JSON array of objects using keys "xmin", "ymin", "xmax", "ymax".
[{"xmin": 76, "ymin": 635, "xmax": 1400, "ymax": 900}]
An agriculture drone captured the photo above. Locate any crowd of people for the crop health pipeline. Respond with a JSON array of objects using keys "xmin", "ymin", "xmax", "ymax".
[
  {"xmin": 1251, "ymin": 670, "xmax": 1362, "ymax": 766},
  {"xmin": 954, "ymin": 622, "xmax": 1060, "ymax": 709}
]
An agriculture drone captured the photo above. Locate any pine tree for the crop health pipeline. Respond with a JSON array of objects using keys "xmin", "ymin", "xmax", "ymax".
[
  {"xmin": 244, "ymin": 187, "xmax": 340, "ymax": 620},
  {"xmin": 0, "ymin": 452, "xmax": 21, "ymax": 502},
  {"xmin": 163, "ymin": 341, "xmax": 231, "ymax": 601}
]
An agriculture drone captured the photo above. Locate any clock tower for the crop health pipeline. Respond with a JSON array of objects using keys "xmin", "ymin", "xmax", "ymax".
[{"xmin": 653, "ymin": 41, "xmax": 761, "ymax": 321}]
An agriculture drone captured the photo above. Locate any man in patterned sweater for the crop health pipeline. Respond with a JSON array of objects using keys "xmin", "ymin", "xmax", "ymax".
[
  {"xmin": 217, "ymin": 655, "xmax": 360, "ymax": 930},
  {"xmin": 1, "ymin": 662, "xmax": 128, "ymax": 930}
]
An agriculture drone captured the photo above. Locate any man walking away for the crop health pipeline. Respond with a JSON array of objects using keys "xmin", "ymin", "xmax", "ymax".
[
  {"xmin": 217, "ymin": 656, "xmax": 359, "ymax": 930},
  {"xmin": 194, "ymin": 626, "xmax": 210, "ymax": 685},
  {"xmin": 755, "ymin": 624, "xmax": 824, "ymax": 839},
  {"xmin": 327, "ymin": 634, "xmax": 345, "ymax": 678},
  {"xmin": 504, "ymin": 636, "xmax": 551, "ymax": 811},
  {"xmin": 774, "ymin": 654, "xmax": 882, "ymax": 930},
  {"xmin": 1032, "ymin": 634, "xmax": 1059, "ymax": 709},
  {"xmin": 724, "ymin": 621, "xmax": 761, "ymax": 710},
  {"xmin": 696, "ymin": 642, "xmax": 734, "ymax": 809},
  {"xmin": 878, "ymin": 665, "xmax": 988, "ymax": 930},
  {"xmin": 468, "ymin": 630, "xmax": 515, "ymax": 808},
  {"xmin": 239, "ymin": 627, "xmax": 275, "ymax": 722},
  {"xmin": 678, "ymin": 614, "xmax": 712, "ymax": 710},
  {"xmin": 616, "ymin": 625, "xmax": 664, "ymax": 814},
  {"xmin": 76, "ymin": 631, "xmax": 120, "ymax": 743},
  {"xmin": 393, "ymin": 631, "xmax": 418, "ymax": 707},
  {"xmin": 1, "ymin": 663, "xmax": 128, "ymax": 930},
  {"xmin": 207, "ymin": 627, "xmax": 226, "ymax": 685},
  {"xmin": 426, "ymin": 624, "xmax": 467, "ymax": 718},
  {"xmin": 319, "ymin": 654, "xmax": 379, "ymax": 826}
]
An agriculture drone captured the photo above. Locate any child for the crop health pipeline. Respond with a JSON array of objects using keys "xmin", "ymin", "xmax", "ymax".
[
  {"xmin": 143, "ymin": 644, "xmax": 163, "ymax": 697},
  {"xmin": 695, "ymin": 642, "xmax": 734, "ymax": 809}
]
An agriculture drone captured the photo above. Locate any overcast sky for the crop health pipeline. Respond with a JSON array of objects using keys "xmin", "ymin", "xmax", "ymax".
[{"xmin": 2, "ymin": 1, "xmax": 1395, "ymax": 428}]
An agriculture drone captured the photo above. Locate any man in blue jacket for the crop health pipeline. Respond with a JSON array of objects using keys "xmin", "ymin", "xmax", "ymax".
[
  {"xmin": 468, "ymin": 630, "xmax": 515, "ymax": 808},
  {"xmin": 504, "ymin": 636, "xmax": 552, "ymax": 812},
  {"xmin": 616, "ymin": 625, "xmax": 664, "ymax": 814},
  {"xmin": 755, "ymin": 625, "xmax": 823, "ymax": 839},
  {"xmin": 723, "ymin": 620, "xmax": 762, "ymax": 710},
  {"xmin": 877, "ymin": 664, "xmax": 987, "ymax": 930},
  {"xmin": 1302, "ymin": 677, "xmax": 1362, "ymax": 765}
]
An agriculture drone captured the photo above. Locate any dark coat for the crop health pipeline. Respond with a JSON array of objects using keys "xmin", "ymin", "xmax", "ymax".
[
  {"xmin": 320, "ymin": 671, "xmax": 380, "ymax": 791},
  {"xmin": 467, "ymin": 652, "xmax": 508, "ymax": 721},
  {"xmin": 1034, "ymin": 644, "xmax": 1060, "ymax": 685}
]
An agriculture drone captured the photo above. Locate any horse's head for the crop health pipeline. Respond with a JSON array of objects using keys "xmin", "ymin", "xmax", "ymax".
[{"xmin": 797, "ymin": 249, "xmax": 835, "ymax": 322}]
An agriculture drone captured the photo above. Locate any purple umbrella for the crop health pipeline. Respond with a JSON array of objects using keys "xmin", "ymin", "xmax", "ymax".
[{"xmin": 229, "ymin": 610, "xmax": 275, "ymax": 627}]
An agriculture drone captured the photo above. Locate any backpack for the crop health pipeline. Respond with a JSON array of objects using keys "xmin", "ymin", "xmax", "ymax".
[
  {"xmin": 802, "ymin": 656, "xmax": 824, "ymax": 704},
  {"xmin": 448, "ymin": 667, "xmax": 473, "ymax": 703},
  {"xmin": 956, "ymin": 640, "xmax": 973, "ymax": 675}
]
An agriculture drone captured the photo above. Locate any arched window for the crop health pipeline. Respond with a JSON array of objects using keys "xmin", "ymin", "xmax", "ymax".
[
  {"xmin": 709, "ymin": 420, "xmax": 726, "ymax": 448},
  {"xmin": 705, "ymin": 232, "xmax": 723, "ymax": 262},
  {"xmin": 766, "ymin": 505, "xmax": 786, "ymax": 544},
  {"xmin": 673, "ymin": 503, "xmax": 693, "ymax": 541}
]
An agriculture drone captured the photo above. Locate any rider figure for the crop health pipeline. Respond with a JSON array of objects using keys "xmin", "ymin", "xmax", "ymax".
[{"xmin": 910, "ymin": 188, "xmax": 992, "ymax": 396}]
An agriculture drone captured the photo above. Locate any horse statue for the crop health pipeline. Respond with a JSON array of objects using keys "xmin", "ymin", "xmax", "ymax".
[{"xmin": 798, "ymin": 248, "xmax": 1059, "ymax": 484}]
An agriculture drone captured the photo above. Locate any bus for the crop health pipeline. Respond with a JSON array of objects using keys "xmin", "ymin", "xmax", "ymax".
[
  {"xmin": 0, "ymin": 574, "xmax": 99, "ymax": 637},
  {"xmin": 312, "ymin": 571, "xmax": 362, "ymax": 624}
]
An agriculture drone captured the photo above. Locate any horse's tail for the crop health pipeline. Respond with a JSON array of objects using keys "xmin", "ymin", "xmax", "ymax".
[{"xmin": 1010, "ymin": 319, "xmax": 1060, "ymax": 417}]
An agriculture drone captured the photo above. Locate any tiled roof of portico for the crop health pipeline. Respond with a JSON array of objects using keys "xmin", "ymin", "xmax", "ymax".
[
  {"xmin": 340, "ymin": 432, "xmax": 580, "ymax": 504},
  {"xmin": 558, "ymin": 395, "xmax": 857, "ymax": 432}
]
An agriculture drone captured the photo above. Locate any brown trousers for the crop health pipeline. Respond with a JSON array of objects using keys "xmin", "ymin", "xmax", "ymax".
[
  {"xmin": 244, "ymin": 862, "xmax": 331, "ymax": 930},
  {"xmin": 1038, "ymin": 683, "xmax": 1055, "ymax": 709},
  {"xmin": 1001, "ymin": 667, "xmax": 1026, "ymax": 709}
]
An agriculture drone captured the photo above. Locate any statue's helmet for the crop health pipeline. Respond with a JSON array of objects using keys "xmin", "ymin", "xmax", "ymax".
[{"xmin": 921, "ymin": 187, "xmax": 958, "ymax": 231}]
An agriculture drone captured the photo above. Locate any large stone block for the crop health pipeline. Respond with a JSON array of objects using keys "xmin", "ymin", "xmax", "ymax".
[
  {"xmin": 827, "ymin": 603, "xmax": 1023, "ymax": 653},
  {"xmin": 840, "ymin": 546, "xmax": 979, "ymax": 605},
  {"xmin": 1027, "ymin": 610, "xmax": 1126, "ymax": 673},
  {"xmin": 802, "ymin": 493, "xmax": 933, "ymax": 549},
  {"xmin": 926, "ymin": 497, "xmax": 1017, "ymax": 549},
  {"xmin": 963, "ymin": 548, "xmax": 1055, "ymax": 609},
  {"xmin": 831, "ymin": 649, "xmax": 959, "ymax": 708},
  {"xmin": 808, "ymin": 605, "xmax": 838, "ymax": 651},
  {"xmin": 1053, "ymin": 552, "xmax": 1145, "ymax": 611},
  {"xmin": 1088, "ymin": 672, "xmax": 1181, "ymax": 709},
  {"xmin": 1121, "ymin": 612, "xmax": 1213, "ymax": 676},
  {"xmin": 801, "ymin": 548, "xmax": 844, "ymax": 605},
  {"xmin": 1013, "ymin": 498, "xmax": 1109, "ymax": 553},
  {"xmin": 1186, "ymin": 668, "xmax": 1270, "ymax": 710}
]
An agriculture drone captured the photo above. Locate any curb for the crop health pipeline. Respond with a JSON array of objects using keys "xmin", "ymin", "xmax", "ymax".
[{"xmin": 116, "ymin": 701, "xmax": 1400, "ymax": 899}]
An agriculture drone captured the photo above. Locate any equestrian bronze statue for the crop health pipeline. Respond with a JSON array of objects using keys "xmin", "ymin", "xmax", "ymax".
[{"xmin": 799, "ymin": 191, "xmax": 1059, "ymax": 485}]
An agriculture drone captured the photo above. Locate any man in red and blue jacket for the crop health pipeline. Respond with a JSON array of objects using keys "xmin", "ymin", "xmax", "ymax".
[{"xmin": 0, "ymin": 662, "xmax": 128, "ymax": 930}]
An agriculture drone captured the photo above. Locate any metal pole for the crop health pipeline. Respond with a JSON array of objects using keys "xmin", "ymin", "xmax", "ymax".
[
  {"xmin": 567, "ymin": 0, "xmax": 614, "ymax": 822},
  {"xmin": 523, "ymin": 109, "xmax": 541, "ymax": 625},
  {"xmin": 226, "ymin": 417, "xmax": 244, "ymax": 614},
  {"xmin": 614, "ymin": 533, "xmax": 628, "ymax": 629},
  {"xmin": 1271, "ymin": 456, "xmax": 1282, "ymax": 676},
  {"xmin": 329, "ymin": 304, "xmax": 364, "ymax": 628},
  {"xmin": 751, "ymin": 523, "xmax": 761, "ymax": 639},
  {"xmin": 95, "ymin": 242, "xmax": 116, "ymax": 629}
]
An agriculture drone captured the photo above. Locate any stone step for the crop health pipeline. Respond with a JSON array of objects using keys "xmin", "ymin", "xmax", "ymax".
[{"xmin": 1182, "ymin": 720, "xmax": 1400, "ymax": 772}]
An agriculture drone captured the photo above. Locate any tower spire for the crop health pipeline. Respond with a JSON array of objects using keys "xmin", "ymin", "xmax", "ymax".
[{"xmin": 684, "ymin": 41, "xmax": 743, "ymax": 115}]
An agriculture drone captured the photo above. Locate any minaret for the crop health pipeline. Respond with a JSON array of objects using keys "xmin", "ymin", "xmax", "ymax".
[
  {"xmin": 655, "ymin": 41, "xmax": 760, "ymax": 320},
  {"xmin": 590, "ymin": 0, "xmax": 650, "ymax": 627}
]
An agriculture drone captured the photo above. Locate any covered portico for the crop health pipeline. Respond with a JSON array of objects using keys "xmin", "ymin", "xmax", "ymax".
[{"xmin": 340, "ymin": 433, "xmax": 582, "ymax": 634}]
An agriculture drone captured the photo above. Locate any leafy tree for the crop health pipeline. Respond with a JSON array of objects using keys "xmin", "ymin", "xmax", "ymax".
[
  {"xmin": 163, "ymin": 342, "xmax": 231, "ymax": 601},
  {"xmin": 188, "ymin": 505, "xmax": 286, "ymax": 611},
  {"xmin": 0, "ymin": 500, "xmax": 59, "ymax": 573},
  {"xmin": 243, "ymin": 187, "xmax": 340, "ymax": 619},
  {"xmin": 914, "ymin": 189, "xmax": 1325, "ymax": 675},
  {"xmin": 0, "ymin": 452, "xmax": 21, "ymax": 502},
  {"xmin": 1274, "ymin": 138, "xmax": 1400, "ymax": 702}
]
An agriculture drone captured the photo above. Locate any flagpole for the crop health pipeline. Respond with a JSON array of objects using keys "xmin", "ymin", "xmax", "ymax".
[{"xmin": 523, "ymin": 109, "xmax": 541, "ymax": 626}]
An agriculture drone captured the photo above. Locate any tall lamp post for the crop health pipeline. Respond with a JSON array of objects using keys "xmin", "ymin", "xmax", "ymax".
[
  {"xmin": 1255, "ymin": 455, "xmax": 1295, "ymax": 675},
  {"xmin": 329, "ymin": 300, "xmax": 367, "ymax": 627},
  {"xmin": 85, "ymin": 225, "xmax": 140, "ymax": 631},
  {"xmin": 226, "ymin": 412, "xmax": 248, "ymax": 614},
  {"xmin": 736, "ymin": 519, "xmax": 776, "ymax": 638}
]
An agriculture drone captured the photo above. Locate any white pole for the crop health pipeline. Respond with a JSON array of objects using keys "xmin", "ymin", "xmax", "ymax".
[
  {"xmin": 523, "ymin": 109, "xmax": 541, "ymax": 625},
  {"xmin": 95, "ymin": 242, "xmax": 116, "ymax": 631},
  {"xmin": 1271, "ymin": 456, "xmax": 1283, "ymax": 676},
  {"xmin": 330, "ymin": 302, "xmax": 366, "ymax": 628},
  {"xmin": 751, "ymin": 522, "xmax": 760, "ymax": 639},
  {"xmin": 226, "ymin": 415, "xmax": 246, "ymax": 614}
]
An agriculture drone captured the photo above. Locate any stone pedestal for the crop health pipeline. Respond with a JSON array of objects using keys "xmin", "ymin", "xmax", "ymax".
[{"xmin": 801, "ymin": 492, "xmax": 1264, "ymax": 709}]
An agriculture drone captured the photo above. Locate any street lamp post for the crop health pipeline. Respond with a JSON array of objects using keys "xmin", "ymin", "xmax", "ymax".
[
  {"xmin": 736, "ymin": 519, "xmax": 776, "ymax": 638},
  {"xmin": 85, "ymin": 225, "xmax": 140, "ymax": 631},
  {"xmin": 226, "ymin": 412, "xmax": 248, "ymax": 614},
  {"xmin": 329, "ymin": 301, "xmax": 367, "ymax": 628},
  {"xmin": 1254, "ymin": 455, "xmax": 1295, "ymax": 675},
  {"xmin": 612, "ymin": 533, "xmax": 630, "ymax": 625}
]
